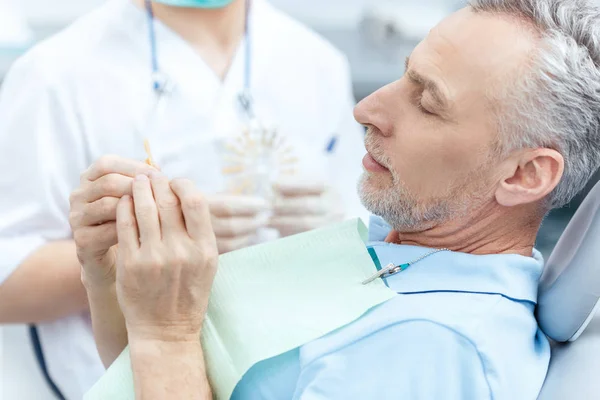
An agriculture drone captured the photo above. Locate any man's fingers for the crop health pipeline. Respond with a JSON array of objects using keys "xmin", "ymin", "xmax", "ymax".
[
  {"xmin": 73, "ymin": 222, "xmax": 118, "ymax": 256},
  {"xmin": 170, "ymin": 178, "xmax": 213, "ymax": 241},
  {"xmin": 84, "ymin": 173, "xmax": 135, "ymax": 202},
  {"xmin": 132, "ymin": 175, "xmax": 161, "ymax": 245},
  {"xmin": 211, "ymin": 215, "xmax": 267, "ymax": 238},
  {"xmin": 208, "ymin": 195, "xmax": 268, "ymax": 217},
  {"xmin": 116, "ymin": 195, "xmax": 139, "ymax": 253},
  {"xmin": 273, "ymin": 180, "xmax": 326, "ymax": 197},
  {"xmin": 72, "ymin": 197, "xmax": 120, "ymax": 227},
  {"xmin": 150, "ymin": 171, "xmax": 186, "ymax": 237},
  {"xmin": 83, "ymin": 155, "xmax": 156, "ymax": 182}
]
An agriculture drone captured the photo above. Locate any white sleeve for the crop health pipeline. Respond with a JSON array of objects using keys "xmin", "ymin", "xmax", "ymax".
[
  {"xmin": 326, "ymin": 56, "xmax": 369, "ymax": 224},
  {"xmin": 0, "ymin": 54, "xmax": 88, "ymax": 283}
]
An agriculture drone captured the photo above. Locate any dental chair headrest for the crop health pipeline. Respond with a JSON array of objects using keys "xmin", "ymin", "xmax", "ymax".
[{"xmin": 536, "ymin": 181, "xmax": 600, "ymax": 343}]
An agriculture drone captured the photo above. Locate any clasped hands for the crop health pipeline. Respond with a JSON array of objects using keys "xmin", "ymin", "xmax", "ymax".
[
  {"xmin": 69, "ymin": 156, "xmax": 218, "ymax": 343},
  {"xmin": 69, "ymin": 155, "xmax": 342, "ymax": 342}
]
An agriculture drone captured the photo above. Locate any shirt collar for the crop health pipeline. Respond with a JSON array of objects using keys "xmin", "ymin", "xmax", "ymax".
[
  {"xmin": 368, "ymin": 215, "xmax": 393, "ymax": 242},
  {"xmin": 367, "ymin": 216, "xmax": 545, "ymax": 304}
]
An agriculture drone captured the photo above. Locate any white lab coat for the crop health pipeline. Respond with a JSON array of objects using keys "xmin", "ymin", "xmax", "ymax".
[{"xmin": 0, "ymin": 0, "xmax": 366, "ymax": 398}]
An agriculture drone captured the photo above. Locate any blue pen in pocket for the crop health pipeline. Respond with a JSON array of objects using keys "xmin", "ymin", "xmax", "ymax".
[
  {"xmin": 324, "ymin": 135, "xmax": 338, "ymax": 192},
  {"xmin": 325, "ymin": 135, "xmax": 338, "ymax": 154}
]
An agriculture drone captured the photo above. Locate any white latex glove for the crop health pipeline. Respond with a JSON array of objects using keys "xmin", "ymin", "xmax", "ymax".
[
  {"xmin": 269, "ymin": 180, "xmax": 344, "ymax": 237},
  {"xmin": 208, "ymin": 195, "xmax": 269, "ymax": 253}
]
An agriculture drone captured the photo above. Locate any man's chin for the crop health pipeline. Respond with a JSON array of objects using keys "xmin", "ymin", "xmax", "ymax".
[
  {"xmin": 360, "ymin": 171, "xmax": 391, "ymax": 189},
  {"xmin": 357, "ymin": 176, "xmax": 453, "ymax": 232},
  {"xmin": 358, "ymin": 176, "xmax": 393, "ymax": 214},
  {"xmin": 357, "ymin": 175, "xmax": 376, "ymax": 200}
]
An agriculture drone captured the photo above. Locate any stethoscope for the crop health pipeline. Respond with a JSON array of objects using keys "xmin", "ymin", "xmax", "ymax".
[
  {"xmin": 141, "ymin": 0, "xmax": 299, "ymax": 197},
  {"xmin": 143, "ymin": 0, "xmax": 256, "ymax": 120}
]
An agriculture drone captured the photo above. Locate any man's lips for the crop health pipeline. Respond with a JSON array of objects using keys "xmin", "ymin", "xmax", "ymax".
[{"xmin": 362, "ymin": 153, "xmax": 389, "ymax": 172}]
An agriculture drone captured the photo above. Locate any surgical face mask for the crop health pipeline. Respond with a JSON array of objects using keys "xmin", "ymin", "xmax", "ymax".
[{"xmin": 153, "ymin": 0, "xmax": 235, "ymax": 8}]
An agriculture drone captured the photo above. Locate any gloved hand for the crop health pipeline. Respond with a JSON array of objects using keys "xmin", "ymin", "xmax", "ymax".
[
  {"xmin": 269, "ymin": 180, "xmax": 344, "ymax": 237},
  {"xmin": 208, "ymin": 195, "xmax": 269, "ymax": 253}
]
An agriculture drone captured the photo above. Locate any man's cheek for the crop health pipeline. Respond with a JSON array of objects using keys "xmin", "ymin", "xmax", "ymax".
[{"xmin": 392, "ymin": 155, "xmax": 424, "ymax": 185}]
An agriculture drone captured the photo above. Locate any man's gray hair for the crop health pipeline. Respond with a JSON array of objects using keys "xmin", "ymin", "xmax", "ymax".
[{"xmin": 470, "ymin": 0, "xmax": 600, "ymax": 208}]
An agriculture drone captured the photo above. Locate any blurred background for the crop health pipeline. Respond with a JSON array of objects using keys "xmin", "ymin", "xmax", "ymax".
[{"xmin": 0, "ymin": 0, "xmax": 597, "ymax": 398}]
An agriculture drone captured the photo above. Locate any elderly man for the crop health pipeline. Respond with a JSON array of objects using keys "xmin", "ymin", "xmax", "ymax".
[{"xmin": 73, "ymin": 0, "xmax": 600, "ymax": 398}]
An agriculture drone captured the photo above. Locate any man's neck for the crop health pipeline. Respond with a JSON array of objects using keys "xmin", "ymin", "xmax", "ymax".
[
  {"xmin": 385, "ymin": 203, "xmax": 542, "ymax": 257},
  {"xmin": 132, "ymin": 0, "xmax": 247, "ymax": 78}
]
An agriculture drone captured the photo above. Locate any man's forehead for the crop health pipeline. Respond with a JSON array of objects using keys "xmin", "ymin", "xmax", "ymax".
[{"xmin": 410, "ymin": 8, "xmax": 538, "ymax": 96}]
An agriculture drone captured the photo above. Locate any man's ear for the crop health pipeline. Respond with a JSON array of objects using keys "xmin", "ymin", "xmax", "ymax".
[{"xmin": 495, "ymin": 149, "xmax": 564, "ymax": 207}]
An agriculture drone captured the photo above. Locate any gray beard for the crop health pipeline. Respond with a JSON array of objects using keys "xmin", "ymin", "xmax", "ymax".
[
  {"xmin": 358, "ymin": 173, "xmax": 462, "ymax": 232},
  {"xmin": 359, "ymin": 131, "xmax": 492, "ymax": 232}
]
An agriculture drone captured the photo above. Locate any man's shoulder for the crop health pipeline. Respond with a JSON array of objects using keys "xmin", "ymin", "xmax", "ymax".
[
  {"xmin": 297, "ymin": 292, "xmax": 549, "ymax": 399},
  {"xmin": 295, "ymin": 316, "xmax": 492, "ymax": 399},
  {"xmin": 299, "ymin": 292, "xmax": 501, "ymax": 365}
]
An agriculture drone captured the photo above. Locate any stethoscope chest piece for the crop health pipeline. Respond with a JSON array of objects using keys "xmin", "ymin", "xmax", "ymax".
[
  {"xmin": 152, "ymin": 71, "xmax": 174, "ymax": 96},
  {"xmin": 237, "ymin": 88, "xmax": 255, "ymax": 119}
]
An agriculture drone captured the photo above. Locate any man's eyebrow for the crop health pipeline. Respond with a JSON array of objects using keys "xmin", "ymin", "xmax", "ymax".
[{"xmin": 404, "ymin": 56, "xmax": 450, "ymax": 111}]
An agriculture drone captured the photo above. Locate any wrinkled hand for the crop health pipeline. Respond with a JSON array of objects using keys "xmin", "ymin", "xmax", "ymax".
[
  {"xmin": 69, "ymin": 155, "xmax": 155, "ymax": 288},
  {"xmin": 269, "ymin": 180, "xmax": 344, "ymax": 237},
  {"xmin": 116, "ymin": 172, "xmax": 218, "ymax": 342},
  {"xmin": 208, "ymin": 195, "xmax": 268, "ymax": 254}
]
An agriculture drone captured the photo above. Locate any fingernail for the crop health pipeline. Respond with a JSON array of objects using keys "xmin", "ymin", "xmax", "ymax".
[
  {"xmin": 136, "ymin": 174, "xmax": 149, "ymax": 182},
  {"xmin": 149, "ymin": 170, "xmax": 164, "ymax": 180},
  {"xmin": 121, "ymin": 195, "xmax": 131, "ymax": 201}
]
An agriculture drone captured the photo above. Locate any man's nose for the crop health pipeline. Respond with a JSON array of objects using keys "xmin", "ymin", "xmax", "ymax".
[
  {"xmin": 353, "ymin": 96, "xmax": 371, "ymax": 126},
  {"xmin": 353, "ymin": 88, "xmax": 393, "ymax": 137}
]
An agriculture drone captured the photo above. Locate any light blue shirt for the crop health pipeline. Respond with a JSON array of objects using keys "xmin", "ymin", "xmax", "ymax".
[{"xmin": 232, "ymin": 217, "xmax": 550, "ymax": 399}]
